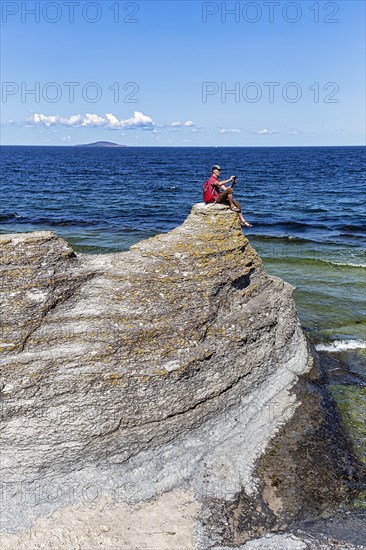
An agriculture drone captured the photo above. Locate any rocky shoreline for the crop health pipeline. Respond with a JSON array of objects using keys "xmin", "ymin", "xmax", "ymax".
[{"xmin": 0, "ymin": 204, "xmax": 364, "ymax": 549}]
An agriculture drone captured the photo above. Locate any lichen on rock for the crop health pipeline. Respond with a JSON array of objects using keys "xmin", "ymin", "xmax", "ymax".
[{"xmin": 0, "ymin": 204, "xmax": 363, "ymax": 548}]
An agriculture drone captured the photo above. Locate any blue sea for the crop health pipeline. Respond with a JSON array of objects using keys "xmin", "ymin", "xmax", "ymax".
[{"xmin": 1, "ymin": 145, "xmax": 365, "ymax": 382}]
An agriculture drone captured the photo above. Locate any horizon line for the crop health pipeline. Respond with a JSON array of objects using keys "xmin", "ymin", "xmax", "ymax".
[{"xmin": 1, "ymin": 144, "xmax": 365, "ymax": 148}]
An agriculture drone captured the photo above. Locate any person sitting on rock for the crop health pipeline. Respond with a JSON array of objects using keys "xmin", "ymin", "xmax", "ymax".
[{"xmin": 203, "ymin": 165, "xmax": 252, "ymax": 227}]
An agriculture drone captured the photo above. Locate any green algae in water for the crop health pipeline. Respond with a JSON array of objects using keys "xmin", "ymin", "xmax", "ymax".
[
  {"xmin": 329, "ymin": 385, "xmax": 366, "ymax": 507},
  {"xmin": 329, "ymin": 385, "xmax": 366, "ymax": 464}
]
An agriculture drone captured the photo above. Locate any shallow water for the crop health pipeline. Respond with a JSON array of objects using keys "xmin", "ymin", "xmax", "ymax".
[{"xmin": 329, "ymin": 383, "xmax": 366, "ymax": 507}]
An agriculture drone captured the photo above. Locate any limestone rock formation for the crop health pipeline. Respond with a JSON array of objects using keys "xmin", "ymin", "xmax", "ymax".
[{"xmin": 0, "ymin": 204, "xmax": 363, "ymax": 548}]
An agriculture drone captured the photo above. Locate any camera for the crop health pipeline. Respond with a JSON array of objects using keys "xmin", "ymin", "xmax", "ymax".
[{"xmin": 232, "ymin": 176, "xmax": 237, "ymax": 186}]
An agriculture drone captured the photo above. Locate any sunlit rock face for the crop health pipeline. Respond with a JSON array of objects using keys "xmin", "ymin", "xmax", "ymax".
[{"xmin": 0, "ymin": 204, "xmax": 362, "ymax": 548}]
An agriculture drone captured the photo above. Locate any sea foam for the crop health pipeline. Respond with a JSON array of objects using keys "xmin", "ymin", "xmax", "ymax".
[{"xmin": 316, "ymin": 339, "xmax": 366, "ymax": 352}]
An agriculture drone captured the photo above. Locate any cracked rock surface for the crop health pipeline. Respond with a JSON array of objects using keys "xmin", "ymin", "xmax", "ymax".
[{"xmin": 0, "ymin": 204, "xmax": 363, "ymax": 548}]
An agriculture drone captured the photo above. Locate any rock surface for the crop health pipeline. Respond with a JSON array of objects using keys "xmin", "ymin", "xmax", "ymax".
[{"xmin": 0, "ymin": 204, "xmax": 363, "ymax": 548}]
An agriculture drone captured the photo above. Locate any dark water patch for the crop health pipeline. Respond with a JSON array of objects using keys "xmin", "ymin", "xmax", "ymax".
[
  {"xmin": 302, "ymin": 206, "xmax": 329, "ymax": 213},
  {"xmin": 329, "ymin": 385, "xmax": 366, "ymax": 464},
  {"xmin": 318, "ymin": 350, "xmax": 366, "ymax": 386},
  {"xmin": 294, "ymin": 509, "xmax": 366, "ymax": 547},
  {"xmin": 250, "ymin": 233, "xmax": 323, "ymax": 245}
]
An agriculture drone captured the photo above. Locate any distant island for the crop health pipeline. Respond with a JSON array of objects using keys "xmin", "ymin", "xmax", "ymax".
[{"xmin": 74, "ymin": 141, "xmax": 127, "ymax": 148}]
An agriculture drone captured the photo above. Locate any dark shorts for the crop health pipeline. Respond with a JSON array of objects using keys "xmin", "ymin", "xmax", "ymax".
[{"xmin": 216, "ymin": 189, "xmax": 241, "ymax": 211}]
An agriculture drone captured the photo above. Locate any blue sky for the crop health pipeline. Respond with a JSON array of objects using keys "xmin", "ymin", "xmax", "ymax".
[{"xmin": 1, "ymin": 0, "xmax": 365, "ymax": 145}]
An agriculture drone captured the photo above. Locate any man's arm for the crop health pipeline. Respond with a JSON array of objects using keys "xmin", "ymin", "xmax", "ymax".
[{"xmin": 218, "ymin": 176, "xmax": 235, "ymax": 190}]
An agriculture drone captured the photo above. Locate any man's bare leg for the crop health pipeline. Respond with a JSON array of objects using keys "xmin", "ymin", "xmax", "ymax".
[
  {"xmin": 232, "ymin": 199, "xmax": 253, "ymax": 227},
  {"xmin": 217, "ymin": 189, "xmax": 239, "ymax": 211},
  {"xmin": 217, "ymin": 191, "xmax": 252, "ymax": 226}
]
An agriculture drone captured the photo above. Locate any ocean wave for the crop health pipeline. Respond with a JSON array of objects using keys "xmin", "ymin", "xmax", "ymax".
[
  {"xmin": 0, "ymin": 212, "xmax": 21, "ymax": 221},
  {"xmin": 280, "ymin": 257, "xmax": 366, "ymax": 269},
  {"xmin": 325, "ymin": 260, "xmax": 366, "ymax": 269},
  {"xmin": 0, "ymin": 213, "xmax": 103, "ymax": 227},
  {"xmin": 339, "ymin": 232, "xmax": 366, "ymax": 239},
  {"xmin": 251, "ymin": 247, "xmax": 366, "ymax": 269},
  {"xmin": 316, "ymin": 340, "xmax": 366, "ymax": 352},
  {"xmin": 339, "ymin": 223, "xmax": 366, "ymax": 233},
  {"xmin": 253, "ymin": 222, "xmax": 366, "ymax": 237},
  {"xmin": 250, "ymin": 233, "xmax": 318, "ymax": 245},
  {"xmin": 256, "ymin": 220, "xmax": 329, "ymax": 231},
  {"xmin": 302, "ymin": 207, "xmax": 329, "ymax": 213}
]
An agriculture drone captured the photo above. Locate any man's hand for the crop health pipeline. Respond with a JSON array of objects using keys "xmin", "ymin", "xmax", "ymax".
[{"xmin": 219, "ymin": 176, "xmax": 235, "ymax": 189}]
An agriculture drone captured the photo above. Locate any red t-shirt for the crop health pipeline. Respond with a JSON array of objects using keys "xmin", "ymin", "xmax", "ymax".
[{"xmin": 203, "ymin": 174, "xmax": 219, "ymax": 203}]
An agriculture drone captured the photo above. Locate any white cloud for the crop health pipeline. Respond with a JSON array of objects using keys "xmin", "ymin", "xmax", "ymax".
[
  {"xmin": 66, "ymin": 115, "xmax": 82, "ymax": 126},
  {"xmin": 170, "ymin": 120, "xmax": 194, "ymax": 128},
  {"xmin": 255, "ymin": 128, "xmax": 301, "ymax": 135},
  {"xmin": 121, "ymin": 111, "xmax": 154, "ymax": 129},
  {"xmin": 30, "ymin": 111, "xmax": 156, "ymax": 130},
  {"xmin": 31, "ymin": 113, "xmax": 82, "ymax": 127},
  {"xmin": 29, "ymin": 112, "xmax": 197, "ymax": 132},
  {"xmin": 103, "ymin": 111, "xmax": 154, "ymax": 129},
  {"xmin": 255, "ymin": 128, "xmax": 278, "ymax": 135},
  {"xmin": 81, "ymin": 113, "xmax": 105, "ymax": 127},
  {"xmin": 32, "ymin": 114, "xmax": 58, "ymax": 126},
  {"xmin": 105, "ymin": 113, "xmax": 120, "ymax": 127},
  {"xmin": 219, "ymin": 128, "xmax": 241, "ymax": 134}
]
